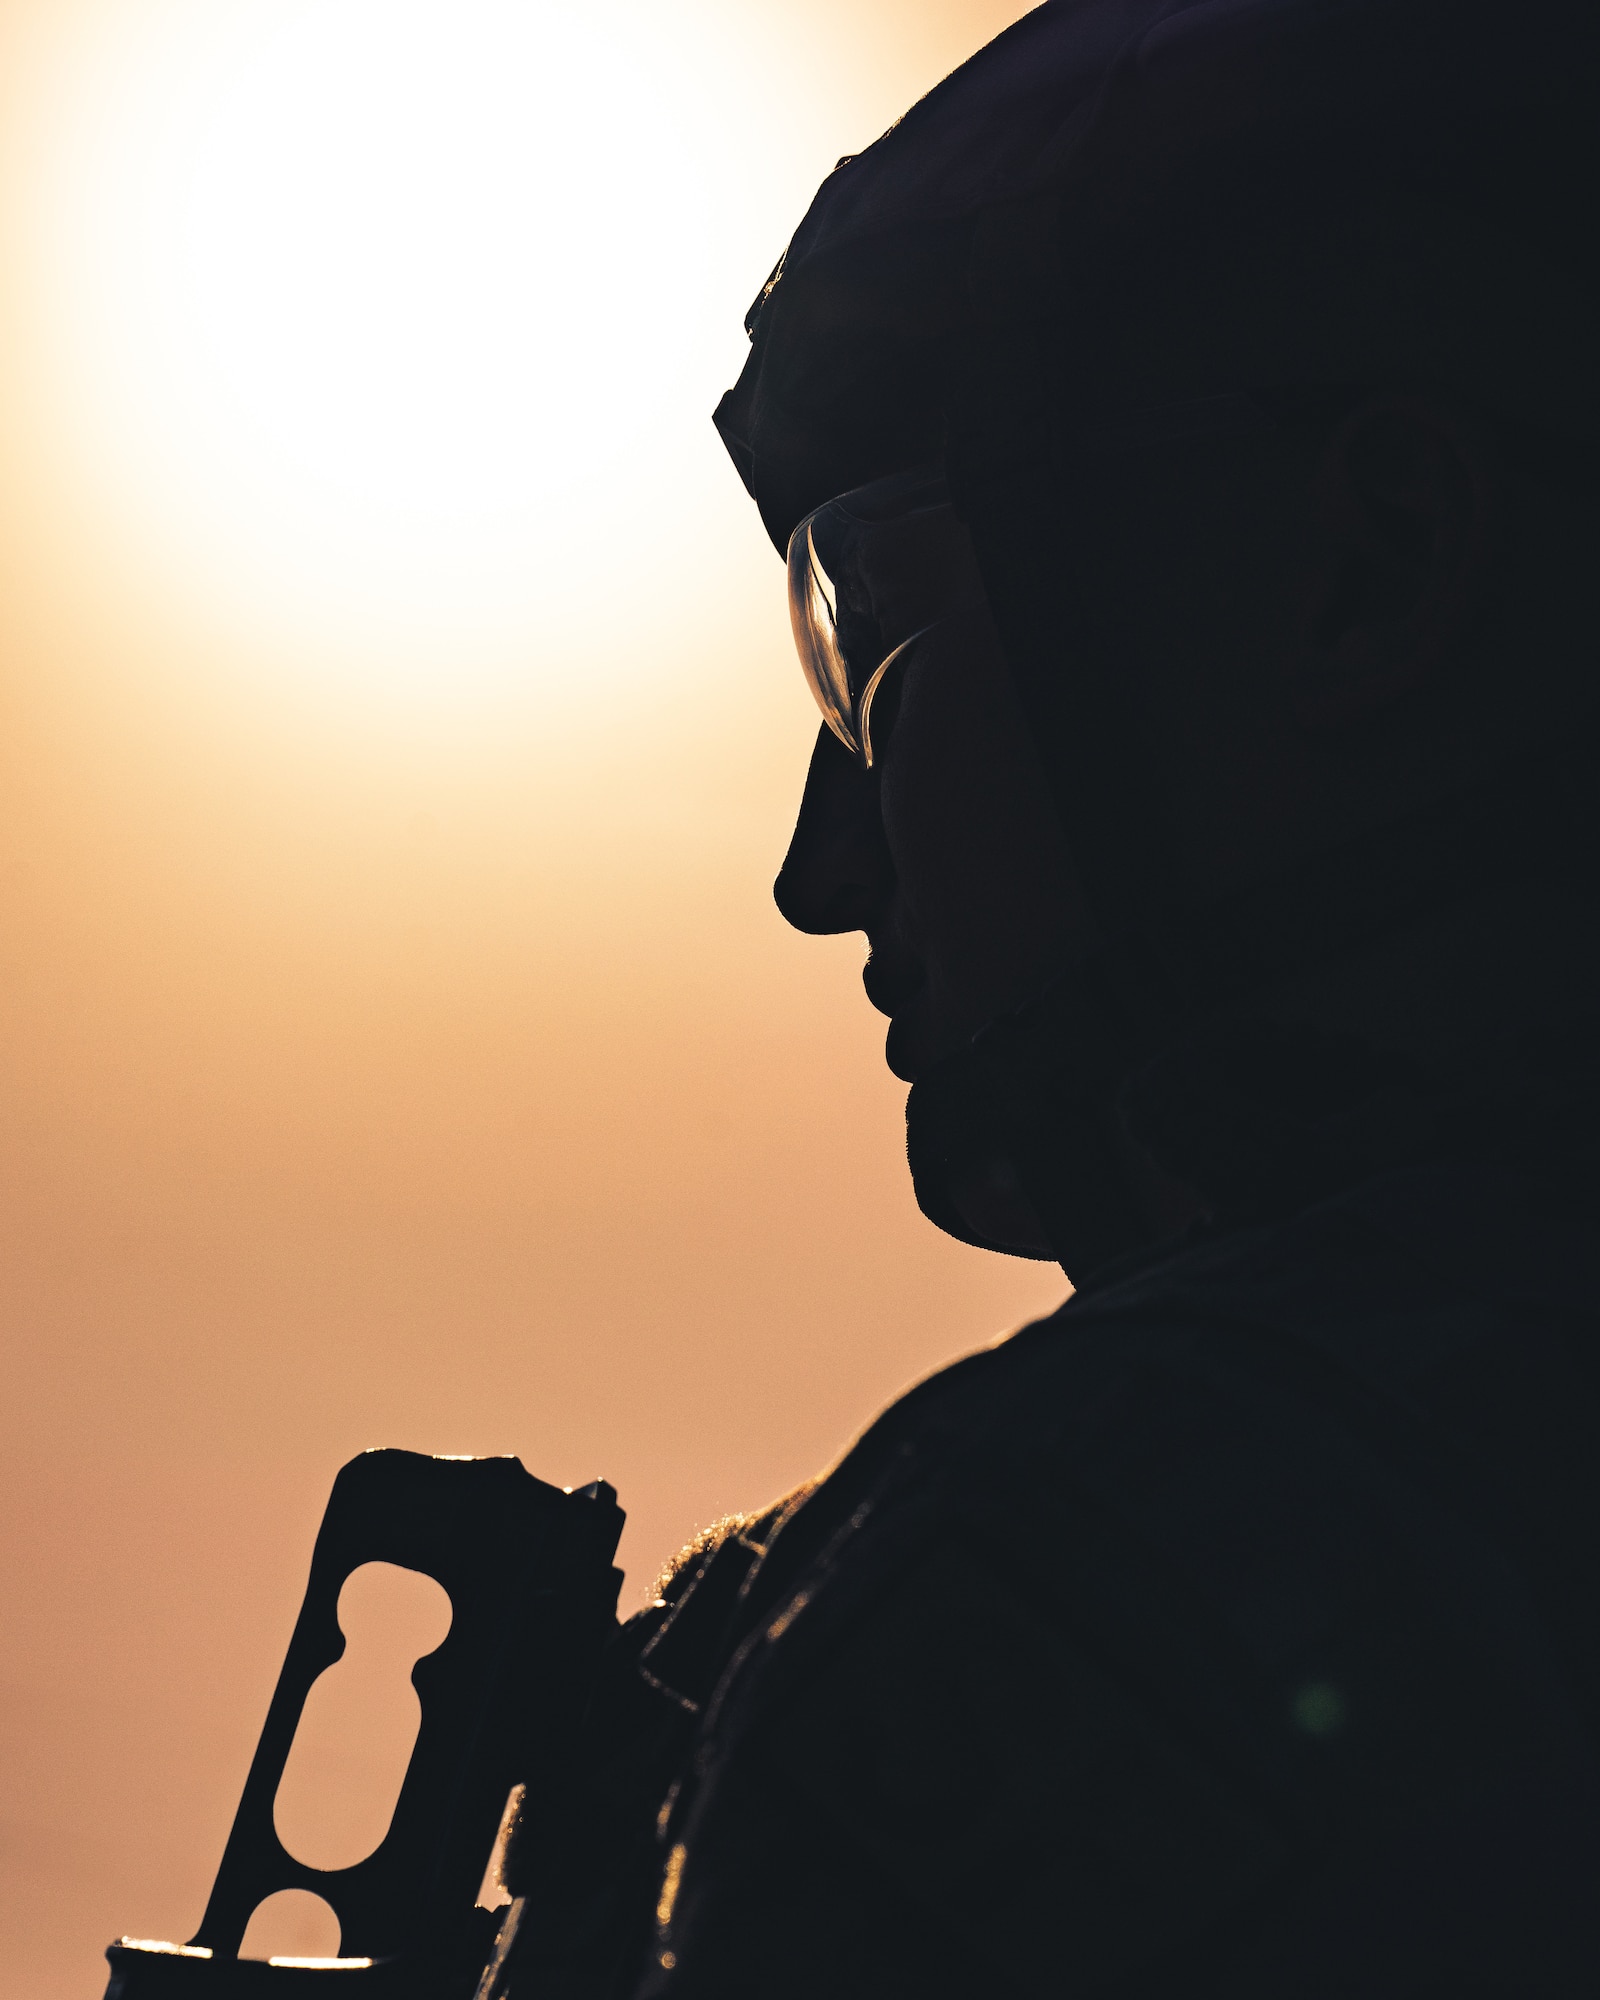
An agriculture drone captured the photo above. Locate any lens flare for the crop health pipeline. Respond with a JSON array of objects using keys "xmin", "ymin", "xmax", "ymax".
[{"xmin": 28, "ymin": 0, "xmax": 714, "ymax": 709}]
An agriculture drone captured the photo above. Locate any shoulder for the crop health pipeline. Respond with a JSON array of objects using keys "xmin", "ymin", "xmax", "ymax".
[{"xmin": 637, "ymin": 1163, "xmax": 1600, "ymax": 1995}]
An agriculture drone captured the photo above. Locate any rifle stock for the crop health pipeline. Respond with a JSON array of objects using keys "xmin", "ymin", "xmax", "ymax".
[{"xmin": 104, "ymin": 1451, "xmax": 624, "ymax": 2000}]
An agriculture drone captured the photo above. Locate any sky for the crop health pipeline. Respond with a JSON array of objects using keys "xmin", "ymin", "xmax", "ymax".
[{"xmin": 0, "ymin": 0, "xmax": 1060, "ymax": 1988}]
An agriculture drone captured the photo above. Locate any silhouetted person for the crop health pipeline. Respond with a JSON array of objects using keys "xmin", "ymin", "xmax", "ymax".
[{"xmin": 500, "ymin": 1, "xmax": 1600, "ymax": 1992}]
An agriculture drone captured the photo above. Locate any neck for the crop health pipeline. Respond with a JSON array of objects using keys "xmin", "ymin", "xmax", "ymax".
[
  {"xmin": 1264, "ymin": 875, "xmax": 1600, "ymax": 1070},
  {"xmin": 1118, "ymin": 875, "xmax": 1600, "ymax": 1229}
]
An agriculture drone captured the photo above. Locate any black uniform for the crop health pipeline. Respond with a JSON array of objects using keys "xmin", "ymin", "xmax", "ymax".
[
  {"xmin": 498, "ymin": 1, "xmax": 1600, "ymax": 1989},
  {"xmin": 510, "ymin": 1152, "xmax": 1600, "ymax": 1996}
]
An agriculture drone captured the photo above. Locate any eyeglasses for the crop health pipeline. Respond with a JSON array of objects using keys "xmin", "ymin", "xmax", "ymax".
[
  {"xmin": 785, "ymin": 396, "xmax": 1298, "ymax": 771},
  {"xmin": 785, "ymin": 465, "xmax": 967, "ymax": 772}
]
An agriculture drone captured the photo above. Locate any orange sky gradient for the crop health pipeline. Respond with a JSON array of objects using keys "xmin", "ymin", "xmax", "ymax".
[{"xmin": 0, "ymin": 2, "xmax": 1063, "ymax": 1990}]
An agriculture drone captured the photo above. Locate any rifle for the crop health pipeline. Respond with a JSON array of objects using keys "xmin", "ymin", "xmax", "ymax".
[{"xmin": 103, "ymin": 1450, "xmax": 625, "ymax": 1999}]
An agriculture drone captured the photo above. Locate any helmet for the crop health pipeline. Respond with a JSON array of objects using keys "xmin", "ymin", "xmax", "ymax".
[
  {"xmin": 717, "ymin": 0, "xmax": 1600, "ymax": 537},
  {"xmin": 716, "ymin": 0, "xmax": 1600, "ymax": 1277}
]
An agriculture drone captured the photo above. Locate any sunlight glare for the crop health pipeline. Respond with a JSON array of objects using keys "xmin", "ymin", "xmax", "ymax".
[{"xmin": 31, "ymin": 0, "xmax": 716, "ymax": 712}]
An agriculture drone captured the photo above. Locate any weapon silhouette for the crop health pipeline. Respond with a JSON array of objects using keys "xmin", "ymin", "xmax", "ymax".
[{"xmin": 104, "ymin": 1450, "xmax": 624, "ymax": 1998}]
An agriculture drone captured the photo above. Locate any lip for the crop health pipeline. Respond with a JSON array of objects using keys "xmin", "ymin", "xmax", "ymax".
[
  {"xmin": 861, "ymin": 944, "xmax": 923, "ymax": 1022},
  {"xmin": 883, "ymin": 1013, "xmax": 927, "ymax": 1084},
  {"xmin": 862, "ymin": 944, "xmax": 931, "ymax": 1083}
]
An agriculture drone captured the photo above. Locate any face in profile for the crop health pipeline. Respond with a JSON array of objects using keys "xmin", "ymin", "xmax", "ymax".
[
  {"xmin": 773, "ymin": 475, "xmax": 1095, "ymax": 1254},
  {"xmin": 775, "ymin": 478, "xmax": 1091, "ymax": 1084}
]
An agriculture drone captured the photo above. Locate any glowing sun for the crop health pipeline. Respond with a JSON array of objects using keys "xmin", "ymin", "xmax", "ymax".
[{"xmin": 30, "ymin": 0, "xmax": 715, "ymax": 708}]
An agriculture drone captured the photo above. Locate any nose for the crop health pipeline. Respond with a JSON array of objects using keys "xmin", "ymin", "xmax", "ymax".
[{"xmin": 773, "ymin": 724, "xmax": 895, "ymax": 935}]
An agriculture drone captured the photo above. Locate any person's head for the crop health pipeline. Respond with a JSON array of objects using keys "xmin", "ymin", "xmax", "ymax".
[{"xmin": 718, "ymin": 0, "xmax": 1600, "ymax": 1280}]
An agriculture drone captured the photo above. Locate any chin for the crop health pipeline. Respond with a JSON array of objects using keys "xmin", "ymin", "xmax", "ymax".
[
  {"xmin": 943, "ymin": 1156, "xmax": 1059, "ymax": 1260},
  {"xmin": 905, "ymin": 1076, "xmax": 1059, "ymax": 1261}
]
